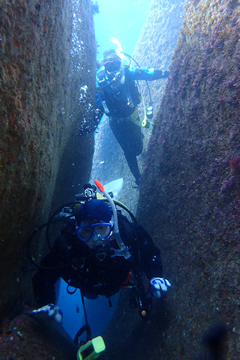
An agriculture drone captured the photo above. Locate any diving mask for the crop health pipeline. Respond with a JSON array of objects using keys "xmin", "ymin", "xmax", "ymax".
[
  {"xmin": 104, "ymin": 59, "xmax": 121, "ymax": 73},
  {"xmin": 104, "ymin": 58, "xmax": 125, "ymax": 84},
  {"xmin": 76, "ymin": 222, "xmax": 113, "ymax": 242}
]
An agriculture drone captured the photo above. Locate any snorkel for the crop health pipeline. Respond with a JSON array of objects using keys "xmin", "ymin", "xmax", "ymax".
[
  {"xmin": 94, "ymin": 179, "xmax": 131, "ymax": 260},
  {"xmin": 110, "ymin": 37, "xmax": 126, "ymax": 63},
  {"xmin": 108, "ymin": 37, "xmax": 126, "ymax": 84}
]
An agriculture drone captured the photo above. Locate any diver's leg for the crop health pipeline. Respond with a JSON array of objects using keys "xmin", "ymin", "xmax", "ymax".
[
  {"xmin": 110, "ymin": 118, "xmax": 143, "ymax": 184},
  {"xmin": 122, "ymin": 149, "xmax": 141, "ymax": 184}
]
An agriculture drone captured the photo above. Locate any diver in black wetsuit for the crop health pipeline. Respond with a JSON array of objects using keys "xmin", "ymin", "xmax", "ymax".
[
  {"xmin": 32, "ymin": 192, "xmax": 171, "ymax": 321},
  {"xmin": 94, "ymin": 49, "xmax": 170, "ymax": 185}
]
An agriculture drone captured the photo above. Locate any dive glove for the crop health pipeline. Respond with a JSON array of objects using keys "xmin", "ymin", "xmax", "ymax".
[
  {"xmin": 32, "ymin": 304, "xmax": 63, "ymax": 323},
  {"xmin": 150, "ymin": 277, "xmax": 171, "ymax": 298}
]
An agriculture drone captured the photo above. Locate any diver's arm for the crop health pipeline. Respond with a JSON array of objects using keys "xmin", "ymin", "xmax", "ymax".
[
  {"xmin": 95, "ymin": 89, "xmax": 105, "ymax": 118},
  {"xmin": 129, "ymin": 66, "xmax": 169, "ymax": 81},
  {"xmin": 32, "ymin": 251, "xmax": 61, "ymax": 307},
  {"xmin": 78, "ymin": 89, "xmax": 104, "ymax": 136},
  {"xmin": 93, "ymin": 88, "xmax": 105, "ymax": 127},
  {"xmin": 32, "ymin": 225, "xmax": 73, "ymax": 307},
  {"xmin": 135, "ymin": 224, "xmax": 171, "ymax": 298},
  {"xmin": 134, "ymin": 223, "xmax": 163, "ymax": 279}
]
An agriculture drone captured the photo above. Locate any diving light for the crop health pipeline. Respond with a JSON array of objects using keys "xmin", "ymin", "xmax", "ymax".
[{"xmin": 77, "ymin": 336, "xmax": 105, "ymax": 360}]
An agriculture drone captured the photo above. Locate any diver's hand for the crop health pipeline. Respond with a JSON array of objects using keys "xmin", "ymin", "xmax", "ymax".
[
  {"xmin": 32, "ymin": 304, "xmax": 63, "ymax": 322},
  {"xmin": 150, "ymin": 277, "xmax": 171, "ymax": 298}
]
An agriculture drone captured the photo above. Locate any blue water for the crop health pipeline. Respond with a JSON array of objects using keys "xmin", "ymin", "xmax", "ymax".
[
  {"xmin": 94, "ymin": 0, "xmax": 152, "ymax": 61},
  {"xmin": 56, "ymin": 278, "xmax": 119, "ymax": 342},
  {"xmin": 56, "ymin": 0, "xmax": 151, "ymax": 343}
]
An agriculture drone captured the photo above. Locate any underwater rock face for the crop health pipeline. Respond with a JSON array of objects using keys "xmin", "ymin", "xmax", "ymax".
[
  {"xmin": 0, "ymin": 0, "xmax": 95, "ymax": 322},
  {"xmin": 103, "ymin": 1, "xmax": 239, "ymax": 359},
  {"xmin": 135, "ymin": 1, "xmax": 239, "ymax": 359},
  {"xmin": 0, "ymin": 311, "xmax": 78, "ymax": 359},
  {"xmin": 132, "ymin": 0, "xmax": 185, "ymax": 126}
]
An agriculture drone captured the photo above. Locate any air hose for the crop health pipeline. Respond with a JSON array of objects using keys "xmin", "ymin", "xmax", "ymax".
[{"xmin": 94, "ymin": 179, "xmax": 131, "ymax": 259}]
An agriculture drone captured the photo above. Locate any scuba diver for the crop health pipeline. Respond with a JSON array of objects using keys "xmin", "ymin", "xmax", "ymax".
[
  {"xmin": 31, "ymin": 181, "xmax": 171, "ymax": 346},
  {"xmin": 94, "ymin": 49, "xmax": 170, "ymax": 186}
]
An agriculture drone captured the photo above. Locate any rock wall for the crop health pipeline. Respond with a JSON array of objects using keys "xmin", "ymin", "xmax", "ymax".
[
  {"xmin": 0, "ymin": 0, "xmax": 95, "ymax": 321},
  {"xmin": 132, "ymin": 0, "xmax": 185, "ymax": 130},
  {"xmin": 136, "ymin": 0, "xmax": 239, "ymax": 359},
  {"xmin": 103, "ymin": 0, "xmax": 239, "ymax": 359}
]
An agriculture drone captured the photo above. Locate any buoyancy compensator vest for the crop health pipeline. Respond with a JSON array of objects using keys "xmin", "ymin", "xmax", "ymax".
[{"xmin": 96, "ymin": 65, "xmax": 141, "ymax": 118}]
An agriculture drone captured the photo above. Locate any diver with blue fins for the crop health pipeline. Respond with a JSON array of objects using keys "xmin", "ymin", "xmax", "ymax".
[
  {"xmin": 94, "ymin": 47, "xmax": 170, "ymax": 186},
  {"xmin": 30, "ymin": 180, "xmax": 171, "ymax": 359}
]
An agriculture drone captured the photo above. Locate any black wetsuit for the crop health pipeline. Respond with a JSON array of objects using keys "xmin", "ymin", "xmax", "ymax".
[
  {"xmin": 32, "ymin": 214, "xmax": 162, "ymax": 307},
  {"xmin": 95, "ymin": 66, "xmax": 169, "ymax": 183}
]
